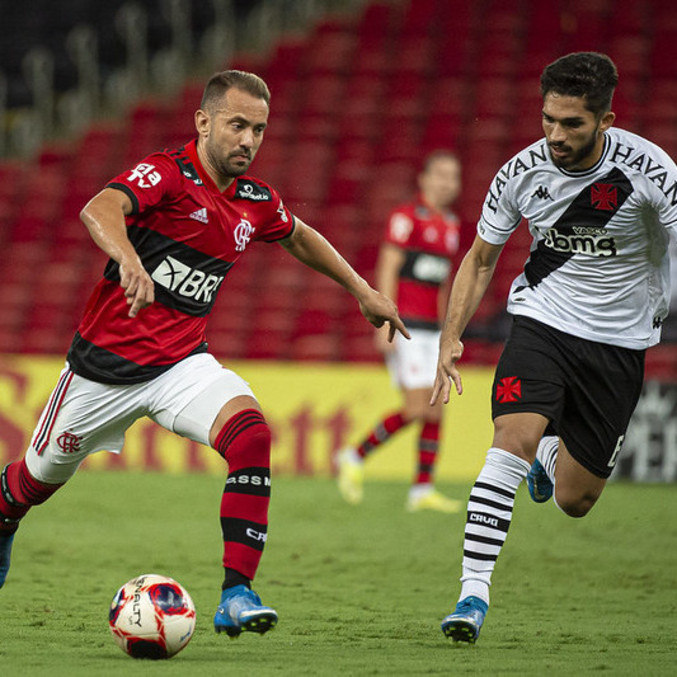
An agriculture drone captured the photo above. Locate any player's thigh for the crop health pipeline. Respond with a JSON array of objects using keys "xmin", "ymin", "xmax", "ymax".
[
  {"xmin": 492, "ymin": 412, "xmax": 550, "ymax": 462},
  {"xmin": 491, "ymin": 317, "xmax": 566, "ymax": 458},
  {"xmin": 149, "ymin": 353, "xmax": 258, "ymax": 448},
  {"xmin": 26, "ymin": 366, "xmax": 144, "ymax": 483},
  {"xmin": 557, "ymin": 338, "xmax": 645, "ymax": 480},
  {"xmin": 402, "ymin": 387, "xmax": 442, "ymax": 421},
  {"xmin": 388, "ymin": 328, "xmax": 440, "ymax": 391}
]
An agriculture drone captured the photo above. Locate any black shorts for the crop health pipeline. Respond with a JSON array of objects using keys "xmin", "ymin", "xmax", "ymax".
[{"xmin": 491, "ymin": 316, "xmax": 645, "ymax": 478}]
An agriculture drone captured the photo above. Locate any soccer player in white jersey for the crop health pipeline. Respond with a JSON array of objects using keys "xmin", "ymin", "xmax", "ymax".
[{"xmin": 431, "ymin": 52, "xmax": 677, "ymax": 643}]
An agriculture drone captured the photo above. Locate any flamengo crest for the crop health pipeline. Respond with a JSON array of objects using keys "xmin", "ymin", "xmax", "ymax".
[{"xmin": 234, "ymin": 218, "xmax": 255, "ymax": 252}]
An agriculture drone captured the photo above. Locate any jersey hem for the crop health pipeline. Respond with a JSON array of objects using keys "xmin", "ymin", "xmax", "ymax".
[{"xmin": 507, "ymin": 309, "xmax": 657, "ymax": 351}]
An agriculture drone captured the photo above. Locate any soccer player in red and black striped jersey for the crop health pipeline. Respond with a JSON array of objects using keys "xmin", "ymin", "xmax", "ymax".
[
  {"xmin": 0, "ymin": 70, "xmax": 408, "ymax": 637},
  {"xmin": 337, "ymin": 151, "xmax": 463, "ymax": 513}
]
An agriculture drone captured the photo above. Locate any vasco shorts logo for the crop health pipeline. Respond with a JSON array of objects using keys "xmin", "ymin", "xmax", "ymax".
[{"xmin": 495, "ymin": 376, "xmax": 522, "ymax": 403}]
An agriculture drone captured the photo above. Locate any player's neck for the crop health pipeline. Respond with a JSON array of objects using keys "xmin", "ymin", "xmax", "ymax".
[
  {"xmin": 421, "ymin": 193, "xmax": 449, "ymax": 213},
  {"xmin": 196, "ymin": 140, "xmax": 235, "ymax": 192},
  {"xmin": 570, "ymin": 132, "xmax": 607, "ymax": 172}
]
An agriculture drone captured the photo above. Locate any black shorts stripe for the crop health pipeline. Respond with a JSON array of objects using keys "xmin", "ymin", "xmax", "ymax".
[{"xmin": 34, "ymin": 370, "xmax": 74, "ymax": 453}]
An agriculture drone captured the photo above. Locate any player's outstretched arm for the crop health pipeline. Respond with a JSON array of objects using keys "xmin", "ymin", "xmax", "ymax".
[
  {"xmin": 373, "ymin": 243, "xmax": 406, "ymax": 352},
  {"xmin": 431, "ymin": 235, "xmax": 503, "ymax": 405},
  {"xmin": 279, "ymin": 219, "xmax": 410, "ymax": 341},
  {"xmin": 80, "ymin": 188, "xmax": 155, "ymax": 318}
]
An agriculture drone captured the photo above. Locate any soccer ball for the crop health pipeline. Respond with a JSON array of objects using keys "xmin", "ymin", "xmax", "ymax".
[{"xmin": 109, "ymin": 574, "xmax": 196, "ymax": 659}]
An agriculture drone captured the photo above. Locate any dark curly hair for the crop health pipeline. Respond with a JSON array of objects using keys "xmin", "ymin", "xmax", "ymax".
[{"xmin": 540, "ymin": 52, "xmax": 618, "ymax": 117}]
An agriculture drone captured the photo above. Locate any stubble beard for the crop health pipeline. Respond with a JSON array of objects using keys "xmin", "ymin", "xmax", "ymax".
[{"xmin": 549, "ymin": 127, "xmax": 600, "ymax": 170}]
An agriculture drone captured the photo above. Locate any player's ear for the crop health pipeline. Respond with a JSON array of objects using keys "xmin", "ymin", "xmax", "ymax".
[
  {"xmin": 195, "ymin": 108, "xmax": 210, "ymax": 137},
  {"xmin": 599, "ymin": 110, "xmax": 615, "ymax": 132}
]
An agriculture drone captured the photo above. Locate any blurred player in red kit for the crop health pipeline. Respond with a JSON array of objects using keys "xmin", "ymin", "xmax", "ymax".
[
  {"xmin": 338, "ymin": 151, "xmax": 463, "ymax": 513},
  {"xmin": 0, "ymin": 70, "xmax": 408, "ymax": 637}
]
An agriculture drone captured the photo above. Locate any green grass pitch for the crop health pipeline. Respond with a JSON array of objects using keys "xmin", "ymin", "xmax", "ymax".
[{"xmin": 0, "ymin": 471, "xmax": 675, "ymax": 676}]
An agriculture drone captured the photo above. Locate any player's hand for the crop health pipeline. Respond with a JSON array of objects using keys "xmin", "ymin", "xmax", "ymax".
[
  {"xmin": 357, "ymin": 289, "xmax": 410, "ymax": 342},
  {"xmin": 374, "ymin": 324, "xmax": 396, "ymax": 354},
  {"xmin": 119, "ymin": 256, "xmax": 155, "ymax": 318},
  {"xmin": 430, "ymin": 337, "xmax": 464, "ymax": 405}
]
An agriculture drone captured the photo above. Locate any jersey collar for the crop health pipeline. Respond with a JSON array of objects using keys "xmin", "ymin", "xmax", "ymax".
[{"xmin": 553, "ymin": 132, "xmax": 611, "ymax": 178}]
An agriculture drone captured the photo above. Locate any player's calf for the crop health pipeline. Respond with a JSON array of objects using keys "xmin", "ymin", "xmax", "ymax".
[{"xmin": 0, "ymin": 459, "xmax": 64, "ymax": 588}]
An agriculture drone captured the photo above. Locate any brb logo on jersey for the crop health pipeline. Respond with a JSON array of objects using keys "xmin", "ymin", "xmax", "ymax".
[
  {"xmin": 128, "ymin": 163, "xmax": 162, "ymax": 188},
  {"xmin": 412, "ymin": 253, "xmax": 451, "ymax": 284},
  {"xmin": 234, "ymin": 218, "xmax": 255, "ymax": 252},
  {"xmin": 151, "ymin": 255, "xmax": 224, "ymax": 304}
]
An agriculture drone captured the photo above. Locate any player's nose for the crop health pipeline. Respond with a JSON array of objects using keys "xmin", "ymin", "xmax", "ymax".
[{"xmin": 549, "ymin": 123, "xmax": 567, "ymax": 143}]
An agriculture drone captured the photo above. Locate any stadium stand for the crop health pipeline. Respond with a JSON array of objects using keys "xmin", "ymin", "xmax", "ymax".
[{"xmin": 0, "ymin": 0, "xmax": 676, "ymax": 373}]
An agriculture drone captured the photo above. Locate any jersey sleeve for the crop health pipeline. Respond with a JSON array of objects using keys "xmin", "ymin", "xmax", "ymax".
[
  {"xmin": 654, "ymin": 153, "xmax": 677, "ymax": 233},
  {"xmin": 256, "ymin": 186, "xmax": 296, "ymax": 242},
  {"xmin": 106, "ymin": 152, "xmax": 180, "ymax": 215},
  {"xmin": 384, "ymin": 208, "xmax": 415, "ymax": 247},
  {"xmin": 477, "ymin": 162, "xmax": 523, "ymax": 245}
]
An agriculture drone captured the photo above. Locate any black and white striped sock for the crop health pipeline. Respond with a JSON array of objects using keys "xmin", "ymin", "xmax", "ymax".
[
  {"xmin": 459, "ymin": 448, "xmax": 530, "ymax": 605},
  {"xmin": 536, "ymin": 435, "xmax": 559, "ymax": 483}
]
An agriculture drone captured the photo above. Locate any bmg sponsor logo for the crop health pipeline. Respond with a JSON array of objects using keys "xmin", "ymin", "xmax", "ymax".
[{"xmin": 543, "ymin": 226, "xmax": 617, "ymax": 257}]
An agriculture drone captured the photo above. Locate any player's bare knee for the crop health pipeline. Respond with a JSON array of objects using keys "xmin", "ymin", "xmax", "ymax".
[
  {"xmin": 492, "ymin": 424, "xmax": 537, "ymax": 463},
  {"xmin": 554, "ymin": 488, "xmax": 598, "ymax": 518}
]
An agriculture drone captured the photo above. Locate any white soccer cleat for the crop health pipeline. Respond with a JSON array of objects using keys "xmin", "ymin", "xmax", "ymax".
[
  {"xmin": 406, "ymin": 486, "xmax": 462, "ymax": 513},
  {"xmin": 337, "ymin": 448, "xmax": 365, "ymax": 504}
]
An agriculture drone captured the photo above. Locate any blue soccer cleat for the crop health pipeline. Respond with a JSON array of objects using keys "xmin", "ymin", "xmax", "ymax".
[
  {"xmin": 441, "ymin": 596, "xmax": 488, "ymax": 643},
  {"xmin": 214, "ymin": 584, "xmax": 278, "ymax": 637},
  {"xmin": 526, "ymin": 459, "xmax": 553, "ymax": 503},
  {"xmin": 0, "ymin": 532, "xmax": 16, "ymax": 589}
]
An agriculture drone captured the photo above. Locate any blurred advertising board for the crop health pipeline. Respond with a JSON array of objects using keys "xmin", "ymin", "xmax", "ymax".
[{"xmin": 0, "ymin": 355, "xmax": 491, "ymax": 481}]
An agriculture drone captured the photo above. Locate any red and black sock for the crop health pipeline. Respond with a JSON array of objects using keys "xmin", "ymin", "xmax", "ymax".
[
  {"xmin": 415, "ymin": 421, "xmax": 441, "ymax": 485},
  {"xmin": 356, "ymin": 411, "xmax": 409, "ymax": 459},
  {"xmin": 214, "ymin": 409, "xmax": 271, "ymax": 588},
  {"xmin": 0, "ymin": 459, "xmax": 63, "ymax": 534}
]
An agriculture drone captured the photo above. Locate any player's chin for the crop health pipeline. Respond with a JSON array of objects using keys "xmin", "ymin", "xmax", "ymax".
[{"xmin": 226, "ymin": 161, "xmax": 251, "ymax": 177}]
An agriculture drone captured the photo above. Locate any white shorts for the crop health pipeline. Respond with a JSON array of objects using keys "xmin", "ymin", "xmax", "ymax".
[
  {"xmin": 25, "ymin": 353, "xmax": 254, "ymax": 484},
  {"xmin": 386, "ymin": 327, "xmax": 441, "ymax": 390}
]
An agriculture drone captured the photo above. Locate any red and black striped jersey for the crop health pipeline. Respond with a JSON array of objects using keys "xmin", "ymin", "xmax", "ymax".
[
  {"xmin": 68, "ymin": 138, "xmax": 294, "ymax": 384},
  {"xmin": 384, "ymin": 196, "xmax": 460, "ymax": 329}
]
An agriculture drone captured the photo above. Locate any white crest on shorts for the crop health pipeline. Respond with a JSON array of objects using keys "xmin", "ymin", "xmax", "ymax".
[{"xmin": 234, "ymin": 218, "xmax": 255, "ymax": 252}]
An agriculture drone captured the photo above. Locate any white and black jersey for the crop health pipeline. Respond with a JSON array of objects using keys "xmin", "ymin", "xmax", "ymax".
[{"xmin": 478, "ymin": 127, "xmax": 677, "ymax": 350}]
